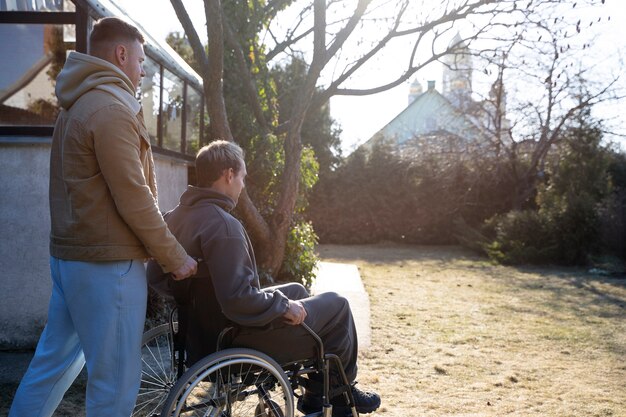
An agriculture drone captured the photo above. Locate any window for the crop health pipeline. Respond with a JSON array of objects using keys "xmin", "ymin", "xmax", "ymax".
[
  {"xmin": 0, "ymin": 23, "xmax": 73, "ymax": 126},
  {"xmin": 1, "ymin": 0, "xmax": 203, "ymax": 158},
  {"xmin": 425, "ymin": 116, "xmax": 437, "ymax": 132},
  {"xmin": 161, "ymin": 68, "xmax": 183, "ymax": 153},
  {"xmin": 185, "ymin": 86, "xmax": 202, "ymax": 155},
  {"xmin": 140, "ymin": 56, "xmax": 161, "ymax": 145},
  {"xmin": 1, "ymin": 0, "xmax": 68, "ymax": 12}
]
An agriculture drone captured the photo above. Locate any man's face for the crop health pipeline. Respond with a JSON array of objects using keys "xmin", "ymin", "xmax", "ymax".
[
  {"xmin": 226, "ymin": 160, "xmax": 247, "ymax": 204},
  {"xmin": 120, "ymin": 39, "xmax": 146, "ymax": 91}
]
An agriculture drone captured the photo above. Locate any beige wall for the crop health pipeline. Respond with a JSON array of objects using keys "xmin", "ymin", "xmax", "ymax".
[{"xmin": 0, "ymin": 142, "xmax": 188, "ymax": 349}]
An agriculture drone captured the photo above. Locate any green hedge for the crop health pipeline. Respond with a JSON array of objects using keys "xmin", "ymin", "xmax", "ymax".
[{"xmin": 308, "ymin": 142, "xmax": 514, "ymax": 245}]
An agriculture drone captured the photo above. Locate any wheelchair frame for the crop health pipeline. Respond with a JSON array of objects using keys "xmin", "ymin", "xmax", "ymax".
[{"xmin": 132, "ymin": 309, "xmax": 359, "ymax": 417}]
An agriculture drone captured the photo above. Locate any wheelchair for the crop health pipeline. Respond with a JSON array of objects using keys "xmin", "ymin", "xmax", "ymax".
[{"xmin": 131, "ymin": 308, "xmax": 360, "ymax": 417}]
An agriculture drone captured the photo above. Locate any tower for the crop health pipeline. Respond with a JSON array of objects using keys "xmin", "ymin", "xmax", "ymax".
[
  {"xmin": 442, "ymin": 32, "xmax": 473, "ymax": 109},
  {"xmin": 408, "ymin": 79, "xmax": 423, "ymax": 105}
]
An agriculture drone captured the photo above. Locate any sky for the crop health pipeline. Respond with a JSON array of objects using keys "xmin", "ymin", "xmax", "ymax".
[{"xmin": 118, "ymin": 0, "xmax": 626, "ymax": 153}]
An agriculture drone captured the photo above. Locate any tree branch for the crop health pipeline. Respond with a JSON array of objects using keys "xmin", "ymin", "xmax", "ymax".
[
  {"xmin": 169, "ymin": 0, "xmax": 209, "ymax": 75},
  {"xmin": 313, "ymin": 0, "xmax": 512, "ymax": 107},
  {"xmin": 222, "ymin": 15, "xmax": 272, "ymax": 134},
  {"xmin": 266, "ymin": 4, "xmax": 314, "ymax": 61},
  {"xmin": 204, "ymin": 0, "xmax": 233, "ymax": 141},
  {"xmin": 267, "ymin": 27, "xmax": 314, "ymax": 61},
  {"xmin": 325, "ymin": 0, "xmax": 373, "ymax": 61}
]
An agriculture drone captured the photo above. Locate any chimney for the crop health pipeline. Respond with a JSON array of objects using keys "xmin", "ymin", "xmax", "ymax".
[{"xmin": 427, "ymin": 80, "xmax": 436, "ymax": 91}]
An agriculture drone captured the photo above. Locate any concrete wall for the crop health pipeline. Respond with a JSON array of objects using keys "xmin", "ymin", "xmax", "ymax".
[
  {"xmin": 0, "ymin": 141, "xmax": 188, "ymax": 349},
  {"xmin": 0, "ymin": 143, "xmax": 52, "ymax": 349}
]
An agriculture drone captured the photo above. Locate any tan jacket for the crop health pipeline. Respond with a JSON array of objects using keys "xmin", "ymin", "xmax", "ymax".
[{"xmin": 49, "ymin": 52, "xmax": 187, "ymax": 272}]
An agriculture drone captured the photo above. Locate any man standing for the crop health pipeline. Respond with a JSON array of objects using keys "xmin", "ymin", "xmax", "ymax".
[
  {"xmin": 148, "ymin": 140, "xmax": 380, "ymax": 416},
  {"xmin": 9, "ymin": 17, "xmax": 197, "ymax": 417}
]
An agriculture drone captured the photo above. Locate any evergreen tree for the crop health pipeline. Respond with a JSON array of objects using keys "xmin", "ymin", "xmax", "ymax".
[{"xmin": 487, "ymin": 110, "xmax": 612, "ymax": 265}]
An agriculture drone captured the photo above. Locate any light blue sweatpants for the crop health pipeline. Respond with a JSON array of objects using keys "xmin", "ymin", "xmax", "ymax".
[{"xmin": 9, "ymin": 257, "xmax": 147, "ymax": 417}]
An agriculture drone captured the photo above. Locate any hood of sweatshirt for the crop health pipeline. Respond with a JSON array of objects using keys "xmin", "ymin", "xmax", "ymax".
[
  {"xmin": 55, "ymin": 51, "xmax": 140, "ymax": 114},
  {"xmin": 178, "ymin": 186, "xmax": 236, "ymax": 212}
]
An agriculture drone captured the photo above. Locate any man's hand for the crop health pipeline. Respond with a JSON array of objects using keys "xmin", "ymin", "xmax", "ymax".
[
  {"xmin": 283, "ymin": 300, "xmax": 307, "ymax": 325},
  {"xmin": 171, "ymin": 255, "xmax": 197, "ymax": 280}
]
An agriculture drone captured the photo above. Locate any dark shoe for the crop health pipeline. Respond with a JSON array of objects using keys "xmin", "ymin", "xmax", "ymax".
[
  {"xmin": 297, "ymin": 392, "xmax": 323, "ymax": 415},
  {"xmin": 333, "ymin": 384, "xmax": 381, "ymax": 414},
  {"xmin": 298, "ymin": 384, "xmax": 381, "ymax": 416}
]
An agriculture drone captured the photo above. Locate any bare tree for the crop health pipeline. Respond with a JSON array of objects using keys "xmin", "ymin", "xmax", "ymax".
[
  {"xmin": 466, "ymin": 1, "xmax": 619, "ymax": 208},
  {"xmin": 168, "ymin": 0, "xmax": 607, "ymax": 275}
]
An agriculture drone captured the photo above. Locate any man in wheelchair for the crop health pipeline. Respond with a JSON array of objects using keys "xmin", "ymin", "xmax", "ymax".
[{"xmin": 147, "ymin": 140, "xmax": 380, "ymax": 416}]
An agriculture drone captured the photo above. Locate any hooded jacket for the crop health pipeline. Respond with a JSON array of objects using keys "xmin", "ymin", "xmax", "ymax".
[
  {"xmin": 49, "ymin": 51, "xmax": 187, "ymax": 272},
  {"xmin": 147, "ymin": 186, "xmax": 289, "ymax": 363}
]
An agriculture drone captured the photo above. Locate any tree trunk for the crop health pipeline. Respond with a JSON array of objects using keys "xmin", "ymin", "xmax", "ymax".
[
  {"xmin": 258, "ymin": 0, "xmax": 327, "ymax": 274},
  {"xmin": 201, "ymin": 0, "xmax": 278, "ymax": 271},
  {"xmin": 204, "ymin": 0, "xmax": 233, "ymax": 142},
  {"xmin": 236, "ymin": 190, "xmax": 272, "ymax": 259},
  {"xmin": 263, "ymin": 126, "xmax": 304, "ymax": 275}
]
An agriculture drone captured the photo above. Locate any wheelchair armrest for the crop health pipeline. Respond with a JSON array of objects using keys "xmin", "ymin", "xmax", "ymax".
[
  {"xmin": 300, "ymin": 322, "xmax": 325, "ymax": 364},
  {"xmin": 216, "ymin": 326, "xmax": 235, "ymax": 351}
]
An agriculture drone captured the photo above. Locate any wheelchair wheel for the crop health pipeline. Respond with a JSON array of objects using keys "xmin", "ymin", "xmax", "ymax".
[
  {"xmin": 161, "ymin": 348, "xmax": 294, "ymax": 417},
  {"xmin": 132, "ymin": 323, "xmax": 179, "ymax": 417}
]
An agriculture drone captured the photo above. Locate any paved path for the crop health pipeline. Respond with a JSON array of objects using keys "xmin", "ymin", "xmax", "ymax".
[{"xmin": 312, "ymin": 261, "xmax": 371, "ymax": 349}]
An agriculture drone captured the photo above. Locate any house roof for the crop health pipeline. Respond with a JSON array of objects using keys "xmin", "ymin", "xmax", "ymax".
[{"xmin": 362, "ymin": 83, "xmax": 484, "ymax": 151}]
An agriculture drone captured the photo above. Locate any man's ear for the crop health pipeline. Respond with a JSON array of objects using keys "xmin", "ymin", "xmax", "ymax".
[
  {"xmin": 114, "ymin": 44, "xmax": 127, "ymax": 67},
  {"xmin": 222, "ymin": 168, "xmax": 234, "ymax": 184}
]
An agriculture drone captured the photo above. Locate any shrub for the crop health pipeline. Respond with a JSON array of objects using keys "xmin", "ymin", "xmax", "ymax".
[
  {"xmin": 243, "ymin": 132, "xmax": 320, "ymax": 283},
  {"xmin": 483, "ymin": 210, "xmax": 557, "ymax": 264},
  {"xmin": 279, "ymin": 221, "xmax": 319, "ymax": 288},
  {"xmin": 308, "ymin": 141, "xmax": 513, "ymax": 245},
  {"xmin": 483, "ymin": 114, "xmax": 612, "ymax": 265}
]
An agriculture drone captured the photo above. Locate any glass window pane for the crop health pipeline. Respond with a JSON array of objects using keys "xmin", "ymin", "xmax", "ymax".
[
  {"xmin": 0, "ymin": 24, "xmax": 73, "ymax": 126},
  {"xmin": 1, "ymin": 0, "xmax": 70, "ymax": 11},
  {"xmin": 140, "ymin": 57, "xmax": 161, "ymax": 145},
  {"xmin": 63, "ymin": 24, "xmax": 75, "ymax": 43},
  {"xmin": 186, "ymin": 86, "xmax": 202, "ymax": 155},
  {"xmin": 161, "ymin": 69, "xmax": 183, "ymax": 153}
]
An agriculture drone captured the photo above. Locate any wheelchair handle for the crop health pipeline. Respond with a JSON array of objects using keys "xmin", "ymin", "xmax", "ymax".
[{"xmin": 166, "ymin": 257, "xmax": 204, "ymax": 280}]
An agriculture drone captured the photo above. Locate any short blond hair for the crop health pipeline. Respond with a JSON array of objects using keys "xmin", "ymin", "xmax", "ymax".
[{"xmin": 196, "ymin": 140, "xmax": 245, "ymax": 187}]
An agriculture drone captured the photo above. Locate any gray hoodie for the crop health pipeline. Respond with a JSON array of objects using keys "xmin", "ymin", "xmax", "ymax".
[{"xmin": 147, "ymin": 186, "xmax": 290, "ymax": 363}]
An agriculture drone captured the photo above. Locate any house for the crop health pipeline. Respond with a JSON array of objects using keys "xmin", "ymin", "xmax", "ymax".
[
  {"xmin": 362, "ymin": 33, "xmax": 510, "ymax": 158},
  {"xmin": 0, "ymin": 0, "xmax": 205, "ymax": 348},
  {"xmin": 362, "ymin": 79, "xmax": 486, "ymax": 157}
]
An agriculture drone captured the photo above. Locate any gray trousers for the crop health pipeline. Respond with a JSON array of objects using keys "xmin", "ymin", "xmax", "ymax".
[{"xmin": 231, "ymin": 283, "xmax": 359, "ymax": 383}]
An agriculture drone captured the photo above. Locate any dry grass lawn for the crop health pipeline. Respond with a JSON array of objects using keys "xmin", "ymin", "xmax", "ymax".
[
  {"xmin": 317, "ymin": 244, "xmax": 626, "ymax": 417},
  {"xmin": 2, "ymin": 244, "xmax": 624, "ymax": 417}
]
